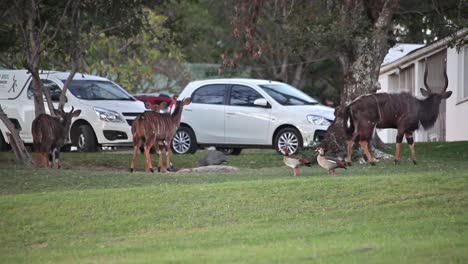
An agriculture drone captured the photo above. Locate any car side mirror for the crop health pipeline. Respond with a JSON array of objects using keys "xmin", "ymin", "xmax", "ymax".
[{"xmin": 253, "ymin": 98, "xmax": 269, "ymax": 107}]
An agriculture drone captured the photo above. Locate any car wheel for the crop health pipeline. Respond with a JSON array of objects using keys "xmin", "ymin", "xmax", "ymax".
[
  {"xmin": 75, "ymin": 124, "xmax": 98, "ymax": 152},
  {"xmin": 216, "ymin": 147, "xmax": 242, "ymax": 155},
  {"xmin": 0, "ymin": 131, "xmax": 11, "ymax": 151},
  {"xmin": 275, "ymin": 127, "xmax": 303, "ymax": 155},
  {"xmin": 171, "ymin": 127, "xmax": 197, "ymax": 154}
]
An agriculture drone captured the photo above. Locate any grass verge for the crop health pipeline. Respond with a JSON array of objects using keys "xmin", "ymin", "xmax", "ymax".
[{"xmin": 0, "ymin": 142, "xmax": 467, "ymax": 263}]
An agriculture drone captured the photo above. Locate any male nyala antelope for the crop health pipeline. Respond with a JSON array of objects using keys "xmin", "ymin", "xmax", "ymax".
[
  {"xmin": 32, "ymin": 107, "xmax": 81, "ymax": 168},
  {"xmin": 343, "ymin": 66, "xmax": 451, "ymax": 165},
  {"xmin": 130, "ymin": 97, "xmax": 191, "ymax": 173}
]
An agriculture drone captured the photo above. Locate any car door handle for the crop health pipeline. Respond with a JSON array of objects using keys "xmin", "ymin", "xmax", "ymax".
[
  {"xmin": 184, "ymin": 109, "xmax": 192, "ymax": 111},
  {"xmin": 226, "ymin": 112, "xmax": 235, "ymax": 115}
]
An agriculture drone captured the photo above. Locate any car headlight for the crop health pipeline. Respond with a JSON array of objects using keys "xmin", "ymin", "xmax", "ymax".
[
  {"xmin": 94, "ymin": 107, "xmax": 125, "ymax": 123},
  {"xmin": 307, "ymin": 115, "xmax": 331, "ymax": 126}
]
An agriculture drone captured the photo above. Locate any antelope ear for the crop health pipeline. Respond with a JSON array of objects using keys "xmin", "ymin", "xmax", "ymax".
[
  {"xmin": 441, "ymin": 91, "xmax": 452, "ymax": 99},
  {"xmin": 144, "ymin": 102, "xmax": 152, "ymax": 110},
  {"xmin": 172, "ymin": 95, "xmax": 178, "ymax": 102},
  {"xmin": 72, "ymin": 110, "xmax": 81, "ymax": 117},
  {"xmin": 183, "ymin": 97, "xmax": 192, "ymax": 105},
  {"xmin": 420, "ymin": 88, "xmax": 430, "ymax": 97}
]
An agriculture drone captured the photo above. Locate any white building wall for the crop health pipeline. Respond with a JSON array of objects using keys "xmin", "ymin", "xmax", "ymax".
[
  {"xmin": 413, "ymin": 60, "xmax": 430, "ymax": 143},
  {"xmin": 446, "ymin": 46, "xmax": 468, "ymax": 141},
  {"xmin": 376, "ymin": 73, "xmax": 397, "ymax": 143}
]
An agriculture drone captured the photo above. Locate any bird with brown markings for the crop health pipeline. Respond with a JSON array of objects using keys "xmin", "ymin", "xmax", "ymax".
[
  {"xmin": 315, "ymin": 147, "xmax": 347, "ymax": 176},
  {"xmin": 280, "ymin": 146, "xmax": 311, "ymax": 176}
]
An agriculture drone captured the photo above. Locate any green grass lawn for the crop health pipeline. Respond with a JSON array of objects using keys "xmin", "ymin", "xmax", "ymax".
[{"xmin": 0, "ymin": 142, "xmax": 467, "ymax": 263}]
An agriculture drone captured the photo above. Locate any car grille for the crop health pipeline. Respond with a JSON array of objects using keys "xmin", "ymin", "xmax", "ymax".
[
  {"xmin": 122, "ymin": 112, "xmax": 142, "ymax": 127},
  {"xmin": 122, "ymin": 112, "xmax": 141, "ymax": 117}
]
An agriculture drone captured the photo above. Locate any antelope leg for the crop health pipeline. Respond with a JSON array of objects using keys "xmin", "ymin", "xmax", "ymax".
[
  {"xmin": 130, "ymin": 143, "xmax": 139, "ymax": 172},
  {"xmin": 359, "ymin": 140, "xmax": 375, "ymax": 165},
  {"xmin": 34, "ymin": 152, "xmax": 40, "ymax": 168},
  {"xmin": 394, "ymin": 143, "xmax": 401, "ymax": 165},
  {"xmin": 409, "ymin": 144, "xmax": 417, "ymax": 165},
  {"xmin": 158, "ymin": 146, "xmax": 165, "ymax": 173},
  {"xmin": 41, "ymin": 152, "xmax": 48, "ymax": 168},
  {"xmin": 405, "ymin": 133, "xmax": 417, "ymax": 165},
  {"xmin": 346, "ymin": 140, "xmax": 354, "ymax": 165},
  {"xmin": 144, "ymin": 145, "xmax": 153, "ymax": 172},
  {"xmin": 165, "ymin": 142, "xmax": 171, "ymax": 172},
  {"xmin": 55, "ymin": 149, "xmax": 61, "ymax": 169},
  {"xmin": 394, "ymin": 133, "xmax": 404, "ymax": 164}
]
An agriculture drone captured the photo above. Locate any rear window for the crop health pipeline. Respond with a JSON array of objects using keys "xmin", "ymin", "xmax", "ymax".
[{"xmin": 192, "ymin": 84, "xmax": 226, "ymax": 105}]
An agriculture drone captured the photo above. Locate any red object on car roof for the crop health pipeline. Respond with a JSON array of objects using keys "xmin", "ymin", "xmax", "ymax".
[{"xmin": 133, "ymin": 94, "xmax": 173, "ymax": 106}]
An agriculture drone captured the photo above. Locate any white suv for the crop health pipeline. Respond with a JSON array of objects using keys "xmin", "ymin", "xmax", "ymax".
[{"xmin": 171, "ymin": 79, "xmax": 334, "ymax": 155}]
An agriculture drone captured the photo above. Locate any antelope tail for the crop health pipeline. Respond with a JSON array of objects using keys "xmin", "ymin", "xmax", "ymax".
[{"xmin": 339, "ymin": 105, "xmax": 354, "ymax": 139}]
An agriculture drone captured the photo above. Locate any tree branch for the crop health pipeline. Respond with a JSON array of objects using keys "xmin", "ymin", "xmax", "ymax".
[
  {"xmin": 0, "ymin": 105, "xmax": 33, "ymax": 166},
  {"xmin": 375, "ymin": 0, "xmax": 399, "ymax": 31},
  {"xmin": 42, "ymin": 0, "xmax": 74, "ymax": 48}
]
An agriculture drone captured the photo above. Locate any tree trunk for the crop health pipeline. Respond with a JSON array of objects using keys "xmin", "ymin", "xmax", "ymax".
[
  {"xmin": 322, "ymin": 0, "xmax": 399, "ymax": 156},
  {"xmin": 43, "ymin": 84, "xmax": 56, "ymax": 116},
  {"xmin": 322, "ymin": 34, "xmax": 388, "ymax": 152},
  {"xmin": 30, "ymin": 72, "xmax": 46, "ymax": 117},
  {"xmin": 24, "ymin": 1, "xmax": 46, "ymax": 117},
  {"xmin": 0, "ymin": 106, "xmax": 33, "ymax": 166},
  {"xmin": 59, "ymin": 64, "xmax": 79, "ymax": 111}
]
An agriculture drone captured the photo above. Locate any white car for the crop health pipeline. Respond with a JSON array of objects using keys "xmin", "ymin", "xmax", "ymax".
[
  {"xmin": 0, "ymin": 70, "xmax": 146, "ymax": 151},
  {"xmin": 170, "ymin": 78, "xmax": 334, "ymax": 155}
]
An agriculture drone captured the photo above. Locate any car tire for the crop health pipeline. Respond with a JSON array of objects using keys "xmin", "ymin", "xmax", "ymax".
[
  {"xmin": 216, "ymin": 147, "xmax": 242, "ymax": 155},
  {"xmin": 171, "ymin": 126, "xmax": 197, "ymax": 154},
  {"xmin": 274, "ymin": 127, "xmax": 303, "ymax": 155},
  {"xmin": 0, "ymin": 131, "xmax": 11, "ymax": 151},
  {"xmin": 75, "ymin": 124, "xmax": 98, "ymax": 152}
]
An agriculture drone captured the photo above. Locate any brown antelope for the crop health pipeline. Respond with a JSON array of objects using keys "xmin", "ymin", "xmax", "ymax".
[
  {"xmin": 343, "ymin": 66, "xmax": 451, "ymax": 165},
  {"xmin": 138, "ymin": 101, "xmax": 170, "ymax": 156},
  {"xmin": 31, "ymin": 107, "xmax": 81, "ymax": 168},
  {"xmin": 130, "ymin": 97, "xmax": 191, "ymax": 173}
]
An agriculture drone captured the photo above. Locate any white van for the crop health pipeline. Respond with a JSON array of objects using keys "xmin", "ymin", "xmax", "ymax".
[{"xmin": 0, "ymin": 70, "xmax": 146, "ymax": 151}]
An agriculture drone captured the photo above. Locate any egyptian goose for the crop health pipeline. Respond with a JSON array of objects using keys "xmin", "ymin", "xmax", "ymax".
[
  {"xmin": 315, "ymin": 147, "xmax": 347, "ymax": 175},
  {"xmin": 280, "ymin": 146, "xmax": 311, "ymax": 176}
]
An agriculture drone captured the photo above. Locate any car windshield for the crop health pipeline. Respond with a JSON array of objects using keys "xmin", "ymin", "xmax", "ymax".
[
  {"xmin": 259, "ymin": 83, "xmax": 318, "ymax": 105},
  {"xmin": 63, "ymin": 80, "xmax": 134, "ymax": 100}
]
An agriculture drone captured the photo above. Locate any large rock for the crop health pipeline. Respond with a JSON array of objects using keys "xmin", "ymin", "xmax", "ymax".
[
  {"xmin": 177, "ymin": 165, "xmax": 239, "ymax": 173},
  {"xmin": 197, "ymin": 150, "xmax": 227, "ymax": 167}
]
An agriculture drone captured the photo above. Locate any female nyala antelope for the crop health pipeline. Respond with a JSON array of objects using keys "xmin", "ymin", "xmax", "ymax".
[
  {"xmin": 130, "ymin": 97, "xmax": 191, "ymax": 173},
  {"xmin": 343, "ymin": 66, "xmax": 451, "ymax": 165},
  {"xmin": 32, "ymin": 107, "xmax": 81, "ymax": 168}
]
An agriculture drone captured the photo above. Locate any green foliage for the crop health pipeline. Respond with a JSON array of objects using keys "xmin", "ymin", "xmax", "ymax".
[
  {"xmin": 86, "ymin": 9, "xmax": 163, "ymax": 93},
  {"xmin": 0, "ymin": 0, "xmax": 148, "ymax": 70},
  {"xmin": 0, "ymin": 142, "xmax": 467, "ymax": 263},
  {"xmin": 161, "ymin": 0, "xmax": 235, "ymax": 64},
  {"xmin": 394, "ymin": 0, "xmax": 468, "ymax": 44}
]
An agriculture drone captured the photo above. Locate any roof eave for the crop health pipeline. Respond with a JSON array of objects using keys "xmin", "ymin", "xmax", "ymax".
[{"xmin": 380, "ymin": 28, "xmax": 468, "ymax": 75}]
